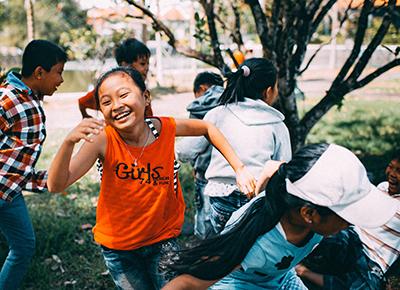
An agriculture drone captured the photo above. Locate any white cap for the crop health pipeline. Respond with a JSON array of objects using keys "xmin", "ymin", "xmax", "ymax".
[{"xmin": 286, "ymin": 144, "xmax": 400, "ymax": 228}]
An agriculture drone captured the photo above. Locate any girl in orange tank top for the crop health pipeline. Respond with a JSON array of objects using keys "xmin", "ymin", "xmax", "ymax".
[{"xmin": 47, "ymin": 67, "xmax": 256, "ymax": 289}]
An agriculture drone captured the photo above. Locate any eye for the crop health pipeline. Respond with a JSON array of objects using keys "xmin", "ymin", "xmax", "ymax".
[
  {"xmin": 120, "ymin": 92, "xmax": 129, "ymax": 99},
  {"xmin": 101, "ymin": 99, "xmax": 111, "ymax": 106}
]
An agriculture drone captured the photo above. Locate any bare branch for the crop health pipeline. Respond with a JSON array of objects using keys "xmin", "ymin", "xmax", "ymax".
[
  {"xmin": 310, "ymin": 0, "xmax": 337, "ymax": 37},
  {"xmin": 244, "ymin": 0, "xmax": 271, "ymax": 57},
  {"xmin": 354, "ymin": 58, "xmax": 400, "ymax": 89},
  {"xmin": 231, "ymin": 2, "xmax": 244, "ymax": 48},
  {"xmin": 346, "ymin": 0, "xmax": 396, "ymax": 83},
  {"xmin": 298, "ymin": 43, "xmax": 329, "ymax": 75},
  {"xmin": 346, "ymin": 12, "xmax": 392, "ymax": 84},
  {"xmin": 199, "ymin": 0, "xmax": 225, "ymax": 70},
  {"xmin": 214, "ymin": 13, "xmax": 242, "ymax": 49},
  {"xmin": 298, "ymin": 3, "xmax": 352, "ymax": 75},
  {"xmin": 331, "ymin": 0, "xmax": 373, "ymax": 88},
  {"xmin": 124, "ymin": 0, "xmax": 218, "ymax": 67}
]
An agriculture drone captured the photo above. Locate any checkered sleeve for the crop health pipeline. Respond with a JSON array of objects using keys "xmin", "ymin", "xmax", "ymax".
[{"xmin": 0, "ymin": 88, "xmax": 47, "ymax": 200}]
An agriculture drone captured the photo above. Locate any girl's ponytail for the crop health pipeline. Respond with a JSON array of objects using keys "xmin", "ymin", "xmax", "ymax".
[
  {"xmin": 170, "ymin": 171, "xmax": 287, "ymax": 280},
  {"xmin": 219, "ymin": 66, "xmax": 249, "ymax": 105},
  {"xmin": 219, "ymin": 58, "xmax": 277, "ymax": 105}
]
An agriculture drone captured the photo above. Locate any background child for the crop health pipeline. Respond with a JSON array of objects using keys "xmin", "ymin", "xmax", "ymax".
[
  {"xmin": 163, "ymin": 144, "xmax": 400, "ymax": 290},
  {"xmin": 0, "ymin": 39, "xmax": 67, "ymax": 290},
  {"xmin": 78, "ymin": 38, "xmax": 152, "ymax": 118},
  {"xmin": 178, "ymin": 57, "xmax": 292, "ymax": 235},
  {"xmin": 177, "ymin": 71, "xmax": 224, "ymax": 239},
  {"xmin": 47, "ymin": 67, "xmax": 255, "ymax": 289},
  {"xmin": 296, "ymin": 151, "xmax": 400, "ymax": 290}
]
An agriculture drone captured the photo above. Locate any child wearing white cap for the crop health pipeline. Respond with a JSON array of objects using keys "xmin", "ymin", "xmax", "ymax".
[
  {"xmin": 162, "ymin": 143, "xmax": 400, "ymax": 290},
  {"xmin": 296, "ymin": 151, "xmax": 400, "ymax": 290}
]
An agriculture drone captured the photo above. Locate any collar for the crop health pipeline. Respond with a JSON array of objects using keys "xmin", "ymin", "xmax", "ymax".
[{"xmin": 6, "ymin": 71, "xmax": 34, "ymax": 96}]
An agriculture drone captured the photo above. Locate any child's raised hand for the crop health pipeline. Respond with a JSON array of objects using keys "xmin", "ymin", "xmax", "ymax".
[
  {"xmin": 66, "ymin": 118, "xmax": 104, "ymax": 144},
  {"xmin": 236, "ymin": 165, "xmax": 257, "ymax": 199},
  {"xmin": 255, "ymin": 160, "xmax": 284, "ymax": 195}
]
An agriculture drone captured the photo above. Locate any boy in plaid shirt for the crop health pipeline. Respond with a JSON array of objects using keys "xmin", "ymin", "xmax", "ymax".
[{"xmin": 0, "ymin": 39, "xmax": 67, "ymax": 290}]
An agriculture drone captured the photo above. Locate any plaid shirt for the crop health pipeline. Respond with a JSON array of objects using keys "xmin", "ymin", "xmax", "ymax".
[{"xmin": 0, "ymin": 72, "xmax": 47, "ymax": 202}]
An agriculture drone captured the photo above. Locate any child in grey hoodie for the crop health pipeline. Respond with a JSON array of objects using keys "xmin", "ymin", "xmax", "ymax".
[
  {"xmin": 177, "ymin": 72, "xmax": 224, "ymax": 239},
  {"xmin": 177, "ymin": 58, "xmax": 292, "ymax": 235}
]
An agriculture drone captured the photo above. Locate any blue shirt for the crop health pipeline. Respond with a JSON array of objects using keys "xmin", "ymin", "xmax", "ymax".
[{"xmin": 212, "ymin": 193, "xmax": 323, "ymax": 289}]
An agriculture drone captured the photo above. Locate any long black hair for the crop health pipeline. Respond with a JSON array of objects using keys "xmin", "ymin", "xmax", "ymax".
[
  {"xmin": 170, "ymin": 143, "xmax": 333, "ymax": 280},
  {"xmin": 93, "ymin": 66, "xmax": 146, "ymax": 110},
  {"xmin": 219, "ymin": 57, "xmax": 277, "ymax": 105}
]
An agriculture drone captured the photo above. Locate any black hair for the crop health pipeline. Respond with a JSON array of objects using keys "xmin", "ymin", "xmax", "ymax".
[
  {"xmin": 21, "ymin": 40, "xmax": 67, "ymax": 77},
  {"xmin": 193, "ymin": 71, "xmax": 224, "ymax": 93},
  {"xmin": 114, "ymin": 38, "xmax": 150, "ymax": 66},
  {"xmin": 94, "ymin": 67, "xmax": 146, "ymax": 110},
  {"xmin": 219, "ymin": 57, "xmax": 277, "ymax": 105},
  {"xmin": 170, "ymin": 143, "xmax": 333, "ymax": 280}
]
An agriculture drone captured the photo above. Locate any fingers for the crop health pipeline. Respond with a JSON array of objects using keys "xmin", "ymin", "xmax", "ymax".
[{"xmin": 67, "ymin": 118, "xmax": 105, "ymax": 144}]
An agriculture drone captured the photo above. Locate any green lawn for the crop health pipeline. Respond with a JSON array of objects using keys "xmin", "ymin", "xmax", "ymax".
[{"xmin": 0, "ymin": 98, "xmax": 399, "ymax": 289}]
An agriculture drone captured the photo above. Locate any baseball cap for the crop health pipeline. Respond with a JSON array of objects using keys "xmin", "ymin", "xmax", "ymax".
[{"xmin": 285, "ymin": 144, "xmax": 400, "ymax": 228}]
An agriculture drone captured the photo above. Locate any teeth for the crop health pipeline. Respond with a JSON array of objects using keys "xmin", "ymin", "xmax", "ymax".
[{"xmin": 115, "ymin": 111, "xmax": 130, "ymax": 120}]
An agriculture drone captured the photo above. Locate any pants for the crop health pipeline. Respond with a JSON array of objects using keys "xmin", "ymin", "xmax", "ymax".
[
  {"xmin": 102, "ymin": 238, "xmax": 179, "ymax": 290},
  {"xmin": 193, "ymin": 177, "xmax": 212, "ymax": 239},
  {"xmin": 0, "ymin": 194, "xmax": 36, "ymax": 290},
  {"xmin": 209, "ymin": 190, "xmax": 249, "ymax": 234}
]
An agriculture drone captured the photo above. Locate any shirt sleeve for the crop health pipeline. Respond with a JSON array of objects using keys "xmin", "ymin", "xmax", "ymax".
[
  {"xmin": 78, "ymin": 90, "xmax": 97, "ymax": 110},
  {"xmin": 241, "ymin": 243, "xmax": 267, "ymax": 272},
  {"xmin": 24, "ymin": 169, "xmax": 48, "ymax": 192},
  {"xmin": 175, "ymin": 136, "xmax": 209, "ymax": 162},
  {"xmin": 272, "ymin": 123, "xmax": 292, "ymax": 162}
]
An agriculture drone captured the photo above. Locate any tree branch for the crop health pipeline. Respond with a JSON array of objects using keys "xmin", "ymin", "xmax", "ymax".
[
  {"xmin": 245, "ymin": 0, "xmax": 272, "ymax": 57},
  {"xmin": 346, "ymin": 1, "xmax": 395, "ymax": 84},
  {"xmin": 354, "ymin": 58, "xmax": 400, "ymax": 89},
  {"xmin": 331, "ymin": 0, "xmax": 373, "ymax": 88},
  {"xmin": 124, "ymin": 0, "xmax": 218, "ymax": 68},
  {"xmin": 199, "ymin": 0, "xmax": 225, "ymax": 70},
  {"xmin": 298, "ymin": 2, "xmax": 352, "ymax": 75}
]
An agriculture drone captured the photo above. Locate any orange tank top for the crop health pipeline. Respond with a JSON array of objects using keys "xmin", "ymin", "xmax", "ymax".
[{"xmin": 93, "ymin": 117, "xmax": 185, "ymax": 250}]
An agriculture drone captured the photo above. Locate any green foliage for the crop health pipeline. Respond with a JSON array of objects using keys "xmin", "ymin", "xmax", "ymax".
[
  {"xmin": 306, "ymin": 99, "xmax": 400, "ymax": 183},
  {"xmin": 193, "ymin": 12, "xmax": 210, "ymax": 43},
  {"xmin": 59, "ymin": 28, "xmax": 126, "ymax": 61},
  {"xmin": 0, "ymin": 0, "xmax": 87, "ymax": 48}
]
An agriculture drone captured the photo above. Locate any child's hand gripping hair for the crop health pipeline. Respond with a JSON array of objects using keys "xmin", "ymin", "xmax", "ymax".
[{"xmin": 255, "ymin": 160, "xmax": 284, "ymax": 195}]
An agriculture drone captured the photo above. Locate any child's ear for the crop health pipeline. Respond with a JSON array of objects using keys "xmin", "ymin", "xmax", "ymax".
[
  {"xmin": 33, "ymin": 66, "xmax": 44, "ymax": 80},
  {"xmin": 299, "ymin": 206, "xmax": 317, "ymax": 225},
  {"xmin": 144, "ymin": 90, "xmax": 151, "ymax": 105}
]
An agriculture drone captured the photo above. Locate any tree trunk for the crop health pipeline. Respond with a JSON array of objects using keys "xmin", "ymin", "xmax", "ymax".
[{"xmin": 25, "ymin": 0, "xmax": 35, "ymax": 42}]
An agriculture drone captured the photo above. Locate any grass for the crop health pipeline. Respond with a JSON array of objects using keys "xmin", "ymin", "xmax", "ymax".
[{"xmin": 0, "ymin": 97, "xmax": 399, "ymax": 289}]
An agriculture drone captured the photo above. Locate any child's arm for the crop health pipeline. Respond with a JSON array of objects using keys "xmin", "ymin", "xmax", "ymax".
[
  {"xmin": 255, "ymin": 160, "xmax": 284, "ymax": 194},
  {"xmin": 175, "ymin": 119, "xmax": 256, "ymax": 197},
  {"xmin": 162, "ymin": 274, "xmax": 218, "ymax": 290},
  {"xmin": 47, "ymin": 118, "xmax": 105, "ymax": 192}
]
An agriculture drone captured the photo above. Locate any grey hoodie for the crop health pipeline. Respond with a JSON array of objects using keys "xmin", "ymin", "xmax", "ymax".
[
  {"xmin": 177, "ymin": 85, "xmax": 223, "ymax": 178},
  {"xmin": 177, "ymin": 97, "xmax": 292, "ymax": 196}
]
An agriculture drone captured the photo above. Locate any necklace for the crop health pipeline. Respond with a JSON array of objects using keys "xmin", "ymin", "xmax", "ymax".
[{"xmin": 124, "ymin": 124, "xmax": 151, "ymax": 167}]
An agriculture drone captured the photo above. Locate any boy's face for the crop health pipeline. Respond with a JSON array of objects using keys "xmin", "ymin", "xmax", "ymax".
[
  {"xmin": 386, "ymin": 158, "xmax": 400, "ymax": 195},
  {"xmin": 37, "ymin": 62, "xmax": 65, "ymax": 97},
  {"xmin": 130, "ymin": 55, "xmax": 149, "ymax": 81}
]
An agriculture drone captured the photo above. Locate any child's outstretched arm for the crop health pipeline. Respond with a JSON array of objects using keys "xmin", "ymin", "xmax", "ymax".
[
  {"xmin": 47, "ymin": 118, "xmax": 105, "ymax": 193},
  {"xmin": 162, "ymin": 274, "xmax": 218, "ymax": 290},
  {"xmin": 175, "ymin": 119, "xmax": 256, "ymax": 197}
]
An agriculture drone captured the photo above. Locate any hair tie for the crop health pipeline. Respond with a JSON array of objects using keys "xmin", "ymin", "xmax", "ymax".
[{"xmin": 241, "ymin": 65, "xmax": 250, "ymax": 77}]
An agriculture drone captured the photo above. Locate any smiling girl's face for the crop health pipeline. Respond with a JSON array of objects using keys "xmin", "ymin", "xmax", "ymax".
[{"xmin": 98, "ymin": 72, "xmax": 147, "ymax": 131}]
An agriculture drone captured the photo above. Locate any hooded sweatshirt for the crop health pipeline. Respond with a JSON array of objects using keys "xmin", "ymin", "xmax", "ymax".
[
  {"xmin": 177, "ymin": 97, "xmax": 292, "ymax": 197},
  {"xmin": 176, "ymin": 85, "xmax": 223, "ymax": 178}
]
